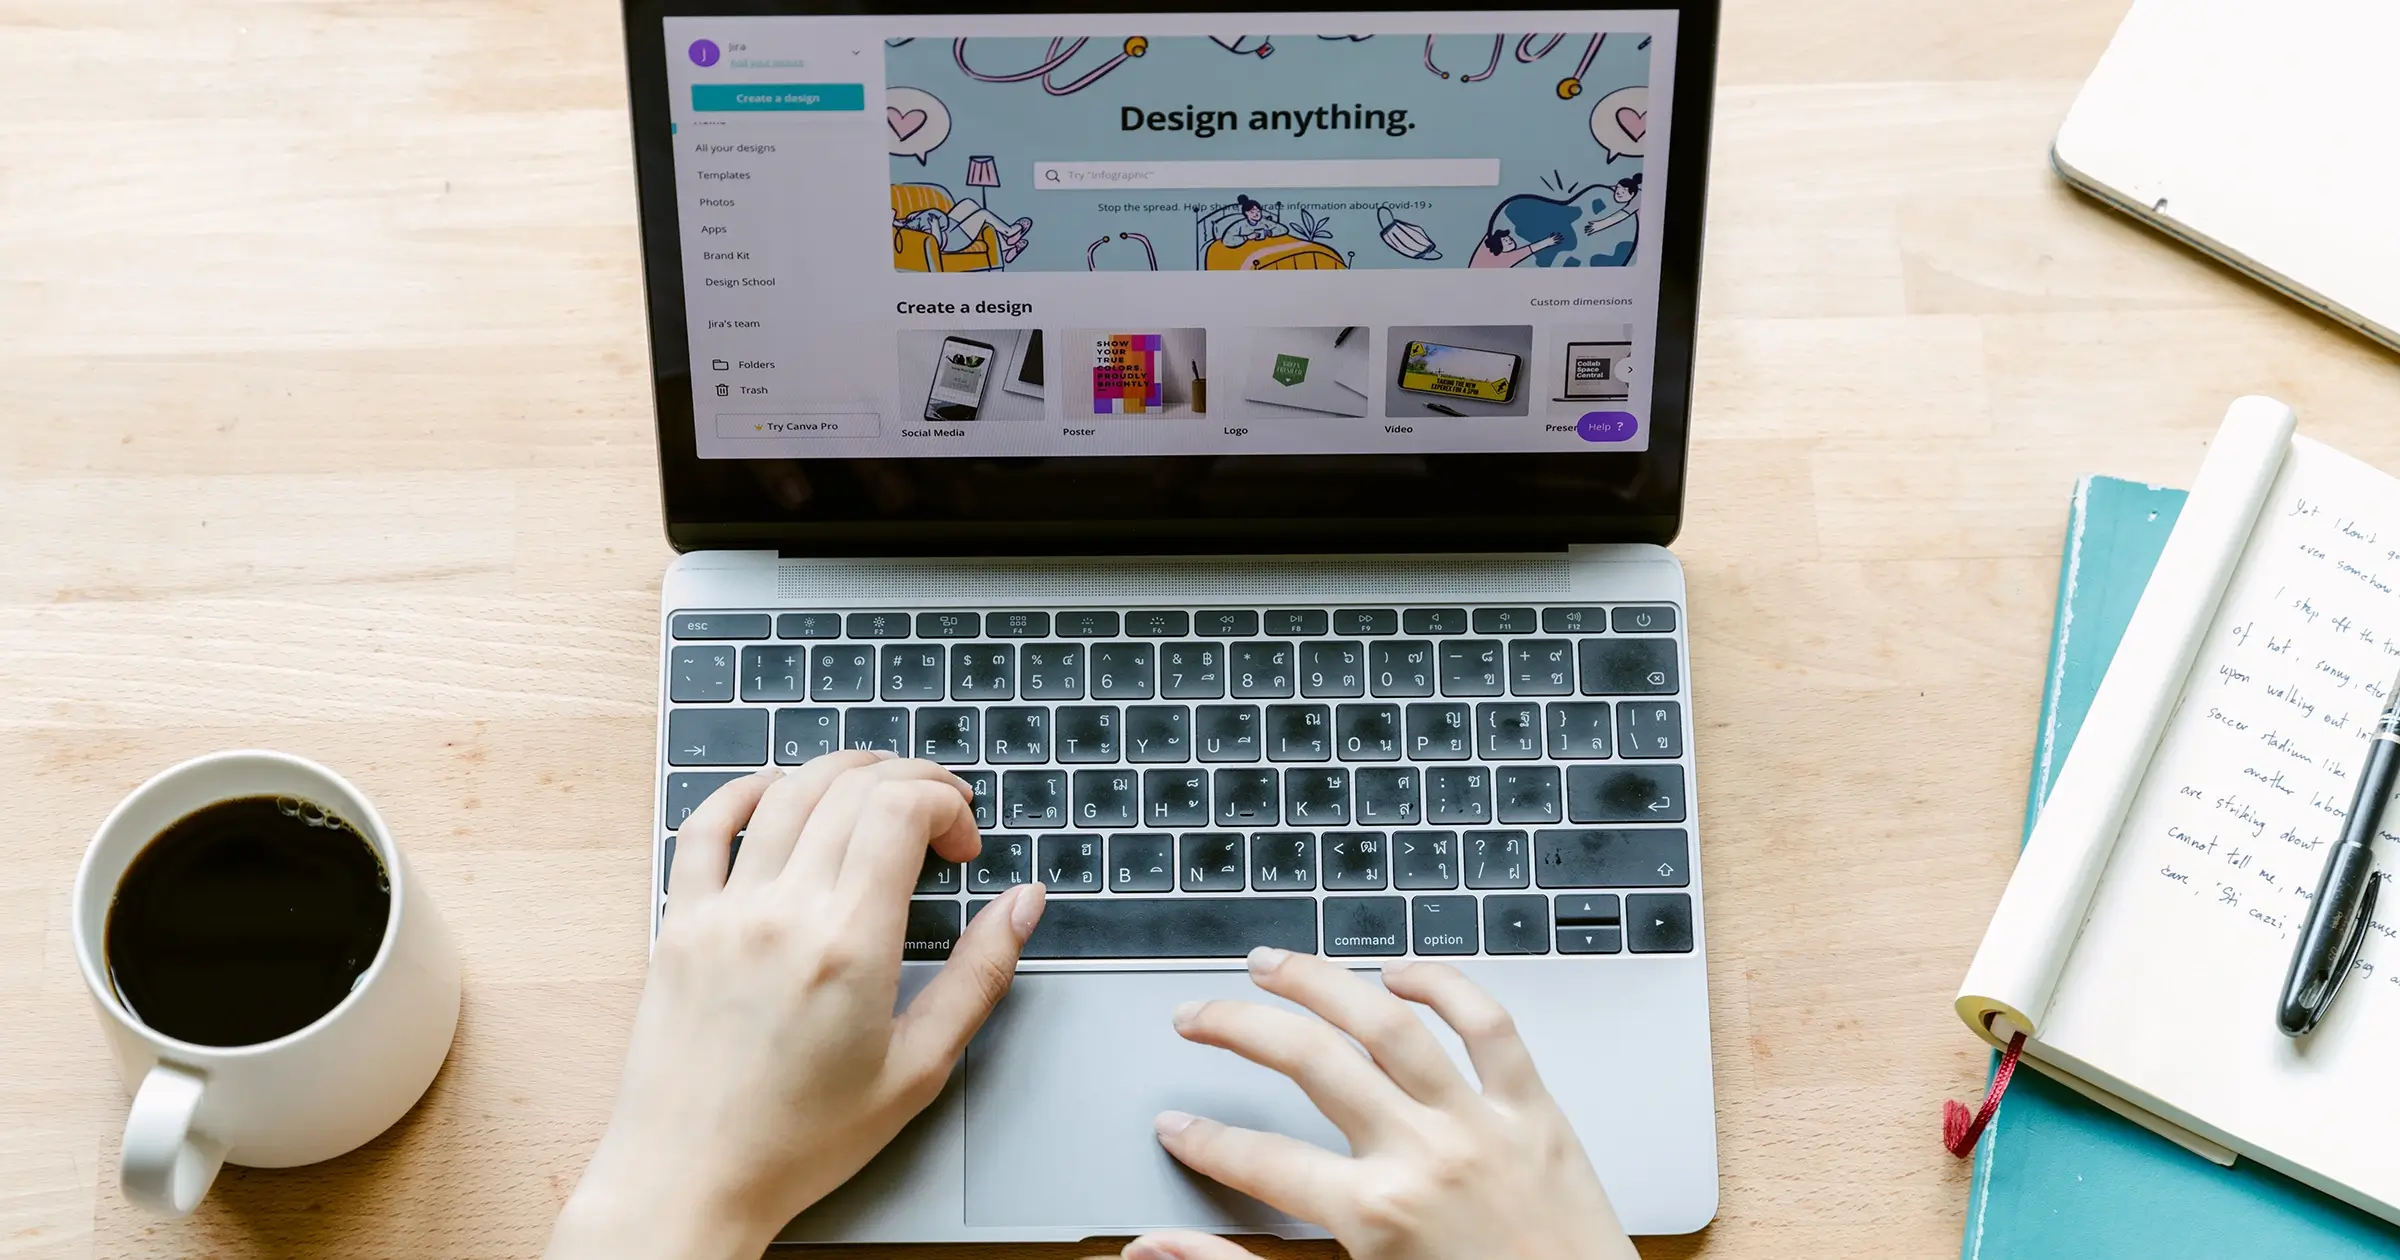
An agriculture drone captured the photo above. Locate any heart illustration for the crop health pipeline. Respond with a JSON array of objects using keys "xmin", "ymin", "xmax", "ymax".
[
  {"xmin": 1615, "ymin": 107, "xmax": 1647, "ymax": 142},
  {"xmin": 886, "ymin": 107, "xmax": 927, "ymax": 141}
]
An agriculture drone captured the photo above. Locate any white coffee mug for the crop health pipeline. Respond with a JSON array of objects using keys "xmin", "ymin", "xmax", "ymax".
[{"xmin": 70, "ymin": 751, "xmax": 462, "ymax": 1217}]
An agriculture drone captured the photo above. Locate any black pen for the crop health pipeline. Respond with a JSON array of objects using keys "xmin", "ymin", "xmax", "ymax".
[{"xmin": 2277, "ymin": 679, "xmax": 2400, "ymax": 1036}]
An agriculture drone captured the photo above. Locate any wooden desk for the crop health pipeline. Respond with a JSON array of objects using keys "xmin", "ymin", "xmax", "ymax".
[{"xmin": 7, "ymin": 1, "xmax": 2398, "ymax": 1255}]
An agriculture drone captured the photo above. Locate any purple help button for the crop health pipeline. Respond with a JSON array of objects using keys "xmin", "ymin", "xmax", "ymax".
[{"xmin": 1576, "ymin": 411, "xmax": 1639, "ymax": 443}]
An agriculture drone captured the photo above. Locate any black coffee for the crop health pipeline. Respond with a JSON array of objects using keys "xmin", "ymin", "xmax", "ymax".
[{"xmin": 106, "ymin": 795, "xmax": 391, "ymax": 1047}]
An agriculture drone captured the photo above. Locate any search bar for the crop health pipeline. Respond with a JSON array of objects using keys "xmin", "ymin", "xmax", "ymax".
[{"xmin": 1033, "ymin": 158, "xmax": 1499, "ymax": 191}]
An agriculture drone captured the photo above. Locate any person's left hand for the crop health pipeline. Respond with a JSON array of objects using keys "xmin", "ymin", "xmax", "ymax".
[{"xmin": 547, "ymin": 752, "xmax": 1046, "ymax": 1260}]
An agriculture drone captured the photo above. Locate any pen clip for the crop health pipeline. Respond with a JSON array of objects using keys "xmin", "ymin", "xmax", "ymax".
[{"xmin": 2312, "ymin": 872, "xmax": 2382, "ymax": 1029}]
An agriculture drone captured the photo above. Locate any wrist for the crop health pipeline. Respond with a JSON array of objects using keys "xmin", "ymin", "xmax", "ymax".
[{"xmin": 548, "ymin": 1136, "xmax": 781, "ymax": 1260}]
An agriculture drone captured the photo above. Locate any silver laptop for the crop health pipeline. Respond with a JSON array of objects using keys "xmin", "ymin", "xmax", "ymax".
[{"xmin": 622, "ymin": 1, "xmax": 1721, "ymax": 1243}]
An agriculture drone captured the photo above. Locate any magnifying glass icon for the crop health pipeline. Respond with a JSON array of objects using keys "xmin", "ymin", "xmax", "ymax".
[{"xmin": 1044, "ymin": 168, "xmax": 1060, "ymax": 183}]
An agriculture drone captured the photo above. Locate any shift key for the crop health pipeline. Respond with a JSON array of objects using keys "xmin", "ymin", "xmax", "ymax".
[{"xmin": 1534, "ymin": 829, "xmax": 1691, "ymax": 889}]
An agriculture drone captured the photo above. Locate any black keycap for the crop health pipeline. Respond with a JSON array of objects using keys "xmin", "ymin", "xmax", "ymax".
[
  {"xmin": 961, "ymin": 771, "xmax": 997, "ymax": 830},
  {"xmin": 1266, "ymin": 704, "xmax": 1331, "ymax": 762},
  {"xmin": 1195, "ymin": 610, "xmax": 1258, "ymax": 637},
  {"xmin": 1125, "ymin": 610, "xmax": 1189, "ymax": 638},
  {"xmin": 672, "ymin": 612, "xmax": 769, "ymax": 640},
  {"xmin": 658, "ymin": 834, "xmax": 675, "ymax": 892},
  {"xmin": 1056, "ymin": 706, "xmax": 1120, "ymax": 763},
  {"xmin": 1534, "ymin": 829, "xmax": 1692, "ymax": 888},
  {"xmin": 1213, "ymin": 769, "xmax": 1279, "ymax": 827},
  {"xmin": 1579, "ymin": 639, "xmax": 1679, "ymax": 695},
  {"xmin": 989, "ymin": 611, "xmax": 1050, "ymax": 638},
  {"xmin": 1091, "ymin": 642, "xmax": 1156, "ymax": 699},
  {"xmin": 846, "ymin": 612, "xmax": 911, "ymax": 639},
  {"xmin": 844, "ymin": 708, "xmax": 908, "ymax": 754},
  {"xmin": 1335, "ymin": 703, "xmax": 1401, "ymax": 762},
  {"xmin": 741, "ymin": 645, "xmax": 807, "ymax": 701},
  {"xmin": 777, "ymin": 612, "xmax": 841, "ymax": 639},
  {"xmin": 1284, "ymin": 768, "xmax": 1350, "ymax": 827},
  {"xmin": 1545, "ymin": 702, "xmax": 1614, "ymax": 759},
  {"xmin": 1125, "ymin": 705, "xmax": 1192, "ymax": 762},
  {"xmin": 1072, "ymin": 770, "xmax": 1137, "ymax": 828},
  {"xmin": 1618, "ymin": 701, "xmax": 1685, "ymax": 759},
  {"xmin": 1334, "ymin": 608, "xmax": 1399, "ymax": 636},
  {"xmin": 1484, "ymin": 894, "xmax": 1551, "ymax": 955},
  {"xmin": 914, "ymin": 706, "xmax": 978, "ymax": 764},
  {"xmin": 969, "ymin": 834, "xmax": 1032, "ymax": 893},
  {"xmin": 1323, "ymin": 831, "xmax": 1390, "ymax": 890},
  {"xmin": 1353, "ymin": 767, "xmax": 1421, "ymax": 827},
  {"xmin": 1369, "ymin": 641, "xmax": 1437, "ymax": 697},
  {"xmin": 1627, "ymin": 893, "xmax": 1695, "ymax": 952},
  {"xmin": 881, "ymin": 644, "xmax": 945, "ymax": 701},
  {"xmin": 1472, "ymin": 607, "xmax": 1538, "ymax": 635},
  {"xmin": 1251, "ymin": 832, "xmax": 1317, "ymax": 891},
  {"xmin": 1142, "ymin": 769, "xmax": 1209, "ymax": 827},
  {"xmin": 951, "ymin": 644, "xmax": 1015, "ymax": 700},
  {"xmin": 914, "ymin": 850, "xmax": 962, "ymax": 895},
  {"xmin": 1508, "ymin": 640, "xmax": 1576, "ymax": 696},
  {"xmin": 1393, "ymin": 830, "xmax": 1458, "ymax": 890},
  {"xmin": 915, "ymin": 611, "xmax": 981, "ymax": 639},
  {"xmin": 1001, "ymin": 770, "xmax": 1066, "ymax": 828},
  {"xmin": 1496, "ymin": 764, "xmax": 1563, "ymax": 824},
  {"xmin": 985, "ymin": 707, "xmax": 1051, "ymax": 763},
  {"xmin": 1161, "ymin": 642, "xmax": 1226, "ymax": 699},
  {"xmin": 1021, "ymin": 643, "xmax": 1086, "ymax": 700},
  {"xmin": 1426, "ymin": 766, "xmax": 1491, "ymax": 825},
  {"xmin": 1180, "ymin": 833, "xmax": 1246, "ymax": 891},
  {"xmin": 1613, "ymin": 606, "xmax": 1678, "ymax": 634},
  {"xmin": 809, "ymin": 645, "xmax": 874, "ymax": 701},
  {"xmin": 1558, "ymin": 925, "xmax": 1624, "ymax": 954},
  {"xmin": 1438, "ymin": 640, "xmax": 1505, "ymax": 697},
  {"xmin": 1566, "ymin": 764, "xmax": 1686, "ymax": 824},
  {"xmin": 1056, "ymin": 612, "xmax": 1120, "ymax": 638},
  {"xmin": 1009, "ymin": 896, "xmax": 1316, "ymax": 959},
  {"xmin": 1297, "ymin": 641, "xmax": 1365, "ymax": 699},
  {"xmin": 1110, "ymin": 833, "xmax": 1175, "ymax": 892},
  {"xmin": 1412, "ymin": 896, "xmax": 1478, "ymax": 956},
  {"xmin": 664, "ymin": 771, "xmax": 745, "ymax": 829},
  {"xmin": 670, "ymin": 645, "xmax": 737, "ymax": 703},
  {"xmin": 1230, "ymin": 642, "xmax": 1295, "ymax": 698},
  {"xmin": 1196, "ymin": 705, "xmax": 1261, "ymax": 762},
  {"xmin": 1466, "ymin": 829, "xmax": 1530, "ymax": 888},
  {"xmin": 1556, "ymin": 893, "xmax": 1621, "ymax": 925},
  {"xmin": 667, "ymin": 708, "xmax": 768, "ymax": 766},
  {"xmin": 1402, "ymin": 608, "xmax": 1467, "ymax": 635},
  {"xmin": 1405, "ymin": 702, "xmax": 1471, "ymax": 760},
  {"xmin": 774, "ymin": 707, "xmax": 841, "ymax": 764},
  {"xmin": 1324, "ymin": 896, "xmax": 1407, "ymax": 956},
  {"xmin": 1541, "ymin": 607, "xmax": 1605, "ymax": 635},
  {"xmin": 1264, "ymin": 609, "xmax": 1330, "ymax": 636},
  {"xmin": 904, "ymin": 900, "xmax": 962, "ymax": 961},
  {"xmin": 1477, "ymin": 702, "xmax": 1541, "ymax": 760},
  {"xmin": 1039, "ymin": 834, "xmax": 1106, "ymax": 893}
]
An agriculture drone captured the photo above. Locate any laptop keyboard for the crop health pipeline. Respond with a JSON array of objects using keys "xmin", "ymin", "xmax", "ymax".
[{"xmin": 657, "ymin": 606, "xmax": 1696, "ymax": 963}]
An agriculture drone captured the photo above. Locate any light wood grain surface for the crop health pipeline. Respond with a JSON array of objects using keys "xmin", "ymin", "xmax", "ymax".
[{"xmin": 7, "ymin": 0, "xmax": 2399, "ymax": 1256}]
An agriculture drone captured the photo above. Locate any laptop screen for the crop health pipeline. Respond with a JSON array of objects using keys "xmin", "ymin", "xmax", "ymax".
[{"xmin": 626, "ymin": 4, "xmax": 1715, "ymax": 551}]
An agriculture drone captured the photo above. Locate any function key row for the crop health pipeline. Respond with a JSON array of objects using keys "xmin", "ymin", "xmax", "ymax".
[{"xmin": 669, "ymin": 605, "xmax": 1679, "ymax": 642}]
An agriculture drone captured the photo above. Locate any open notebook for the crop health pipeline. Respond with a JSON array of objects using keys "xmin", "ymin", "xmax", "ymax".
[{"xmin": 1958, "ymin": 396, "xmax": 2400, "ymax": 1223}]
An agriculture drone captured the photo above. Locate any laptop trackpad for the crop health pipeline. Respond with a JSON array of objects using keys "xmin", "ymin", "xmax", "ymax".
[{"xmin": 964, "ymin": 969, "xmax": 1348, "ymax": 1231}]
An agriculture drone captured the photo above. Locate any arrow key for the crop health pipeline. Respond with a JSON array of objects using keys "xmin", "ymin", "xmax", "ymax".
[{"xmin": 1626, "ymin": 893, "xmax": 1694, "ymax": 953}]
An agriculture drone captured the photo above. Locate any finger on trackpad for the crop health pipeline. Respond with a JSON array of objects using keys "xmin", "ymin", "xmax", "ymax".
[{"xmin": 963, "ymin": 970, "xmax": 1347, "ymax": 1232}]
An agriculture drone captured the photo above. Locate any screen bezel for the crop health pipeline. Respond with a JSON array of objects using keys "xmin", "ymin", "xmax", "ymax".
[{"xmin": 623, "ymin": 0, "xmax": 1719, "ymax": 554}]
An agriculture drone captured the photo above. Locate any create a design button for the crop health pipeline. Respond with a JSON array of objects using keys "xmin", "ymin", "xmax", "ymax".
[{"xmin": 691, "ymin": 83, "xmax": 865, "ymax": 112}]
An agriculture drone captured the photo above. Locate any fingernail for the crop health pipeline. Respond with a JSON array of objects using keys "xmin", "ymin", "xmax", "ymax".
[
  {"xmin": 1170, "ymin": 1000, "xmax": 1202, "ymax": 1029},
  {"xmin": 1009, "ymin": 882, "xmax": 1047, "ymax": 942},
  {"xmin": 1382, "ymin": 961, "xmax": 1416, "ymax": 981},
  {"xmin": 749, "ymin": 767, "xmax": 784, "ymax": 781},
  {"xmin": 1154, "ymin": 1110, "xmax": 1198, "ymax": 1138},
  {"xmin": 870, "ymin": 748, "xmax": 899, "ymax": 761},
  {"xmin": 1125, "ymin": 1239, "xmax": 1178, "ymax": 1260},
  {"xmin": 1247, "ymin": 945, "xmax": 1288, "ymax": 974}
]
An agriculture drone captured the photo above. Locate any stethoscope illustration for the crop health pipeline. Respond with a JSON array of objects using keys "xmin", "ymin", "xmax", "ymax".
[
  {"xmin": 1423, "ymin": 32, "xmax": 1606, "ymax": 97},
  {"xmin": 1087, "ymin": 232, "xmax": 1157, "ymax": 271},
  {"xmin": 948, "ymin": 36, "xmax": 1149, "ymax": 95}
]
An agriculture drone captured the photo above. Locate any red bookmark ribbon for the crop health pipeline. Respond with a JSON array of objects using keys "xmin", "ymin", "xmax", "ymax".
[{"xmin": 1942, "ymin": 1030, "xmax": 2027, "ymax": 1157}]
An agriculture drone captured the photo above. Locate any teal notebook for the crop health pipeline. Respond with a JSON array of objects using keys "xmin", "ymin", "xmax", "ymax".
[{"xmin": 1960, "ymin": 476, "xmax": 2400, "ymax": 1257}]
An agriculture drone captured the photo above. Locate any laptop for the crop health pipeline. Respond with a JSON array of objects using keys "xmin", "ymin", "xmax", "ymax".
[
  {"xmin": 622, "ymin": 1, "xmax": 1721, "ymax": 1243},
  {"xmin": 2052, "ymin": 0, "xmax": 2400, "ymax": 352}
]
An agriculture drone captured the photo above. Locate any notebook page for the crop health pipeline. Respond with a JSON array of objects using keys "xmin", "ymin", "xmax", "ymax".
[{"xmin": 2043, "ymin": 436, "xmax": 2400, "ymax": 1217}]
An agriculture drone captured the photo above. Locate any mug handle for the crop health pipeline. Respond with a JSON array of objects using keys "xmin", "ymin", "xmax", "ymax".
[{"xmin": 120, "ymin": 1063, "xmax": 227, "ymax": 1217}]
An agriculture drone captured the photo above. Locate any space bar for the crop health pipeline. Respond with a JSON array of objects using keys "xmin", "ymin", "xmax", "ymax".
[{"xmin": 973, "ymin": 897, "xmax": 1319, "ymax": 959}]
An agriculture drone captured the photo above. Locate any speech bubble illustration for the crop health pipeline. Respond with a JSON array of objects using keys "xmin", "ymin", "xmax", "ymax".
[
  {"xmin": 885, "ymin": 86, "xmax": 951, "ymax": 165},
  {"xmin": 1590, "ymin": 85, "xmax": 1647, "ymax": 161}
]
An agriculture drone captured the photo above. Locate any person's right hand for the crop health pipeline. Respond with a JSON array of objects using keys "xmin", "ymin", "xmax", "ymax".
[{"xmin": 1120, "ymin": 949, "xmax": 1639, "ymax": 1260}]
